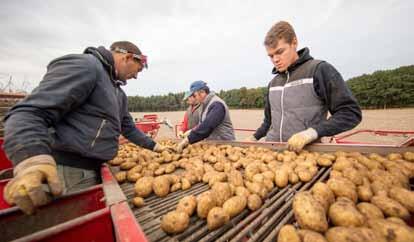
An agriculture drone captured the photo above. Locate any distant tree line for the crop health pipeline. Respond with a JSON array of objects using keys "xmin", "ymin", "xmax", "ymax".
[{"xmin": 128, "ymin": 65, "xmax": 414, "ymax": 111}]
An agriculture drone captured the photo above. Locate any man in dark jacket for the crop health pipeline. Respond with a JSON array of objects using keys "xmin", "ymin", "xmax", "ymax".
[
  {"xmin": 247, "ymin": 21, "xmax": 362, "ymax": 151},
  {"xmin": 176, "ymin": 81, "xmax": 235, "ymax": 152},
  {"xmin": 3, "ymin": 41, "xmax": 169, "ymax": 214}
]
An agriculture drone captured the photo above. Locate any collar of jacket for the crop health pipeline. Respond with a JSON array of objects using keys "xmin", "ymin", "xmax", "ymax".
[
  {"xmin": 271, "ymin": 47, "xmax": 313, "ymax": 75},
  {"xmin": 84, "ymin": 46, "xmax": 126, "ymax": 86}
]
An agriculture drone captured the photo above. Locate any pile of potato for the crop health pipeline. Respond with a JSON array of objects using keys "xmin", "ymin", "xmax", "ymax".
[
  {"xmin": 278, "ymin": 151, "xmax": 414, "ymax": 242},
  {"xmin": 108, "ymin": 141, "xmax": 339, "ymax": 234}
]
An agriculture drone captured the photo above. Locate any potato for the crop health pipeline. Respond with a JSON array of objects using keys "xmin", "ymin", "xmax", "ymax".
[
  {"xmin": 329, "ymin": 170, "xmax": 343, "ymax": 179},
  {"xmin": 332, "ymin": 157, "xmax": 354, "ymax": 171},
  {"xmin": 253, "ymin": 173, "xmax": 265, "ymax": 184},
  {"xmin": 262, "ymin": 178, "xmax": 274, "ymax": 192},
  {"xmin": 289, "ymin": 172, "xmax": 300, "ymax": 184},
  {"xmin": 115, "ymin": 171, "xmax": 127, "ymax": 183},
  {"xmin": 181, "ymin": 178, "xmax": 192, "ymax": 190},
  {"xmin": 214, "ymin": 162, "xmax": 225, "ymax": 172},
  {"xmin": 311, "ymin": 182, "xmax": 335, "ymax": 212},
  {"xmin": 227, "ymin": 170, "xmax": 244, "ymax": 187},
  {"xmin": 388, "ymin": 186, "xmax": 414, "ymax": 212},
  {"xmin": 356, "ymin": 202, "xmax": 384, "ymax": 220},
  {"xmin": 263, "ymin": 171, "xmax": 275, "ymax": 181},
  {"xmin": 170, "ymin": 182, "xmax": 181, "ymax": 192},
  {"xmin": 355, "ymin": 178, "xmax": 372, "ymax": 202},
  {"xmin": 325, "ymin": 226, "xmax": 386, "ymax": 242},
  {"xmin": 327, "ymin": 177, "xmax": 358, "ymax": 203},
  {"xmin": 277, "ymin": 225, "xmax": 301, "ymax": 242},
  {"xmin": 275, "ymin": 168, "xmax": 289, "ymax": 188},
  {"xmin": 235, "ymin": 186, "xmax": 250, "ymax": 198},
  {"xmin": 403, "ymin": 151, "xmax": 414, "ymax": 162},
  {"xmin": 153, "ymin": 176, "xmax": 171, "ymax": 197},
  {"xmin": 370, "ymin": 180, "xmax": 389, "ymax": 196},
  {"xmin": 207, "ymin": 207, "xmax": 230, "ymax": 230},
  {"xmin": 371, "ymin": 195, "xmax": 410, "ymax": 220},
  {"xmin": 211, "ymin": 182, "xmax": 232, "ymax": 206},
  {"xmin": 223, "ymin": 196, "xmax": 247, "ymax": 218},
  {"xmin": 298, "ymin": 170, "xmax": 313, "ymax": 182},
  {"xmin": 165, "ymin": 164, "xmax": 176, "ymax": 174},
  {"xmin": 342, "ymin": 167, "xmax": 363, "ymax": 185},
  {"xmin": 328, "ymin": 197, "xmax": 364, "ymax": 227},
  {"xmin": 208, "ymin": 173, "xmax": 227, "ymax": 187},
  {"xmin": 387, "ymin": 217, "xmax": 407, "ymax": 226},
  {"xmin": 317, "ymin": 157, "xmax": 332, "ymax": 167},
  {"xmin": 297, "ymin": 229, "xmax": 327, "ymax": 242},
  {"xmin": 127, "ymin": 172, "xmax": 142, "ymax": 182},
  {"xmin": 245, "ymin": 181, "xmax": 267, "ymax": 199},
  {"xmin": 367, "ymin": 219, "xmax": 414, "ymax": 242},
  {"xmin": 132, "ymin": 197, "xmax": 145, "ymax": 208},
  {"xmin": 135, "ymin": 176, "xmax": 154, "ymax": 198},
  {"xmin": 293, "ymin": 191, "xmax": 328, "ymax": 232},
  {"xmin": 176, "ymin": 195, "xmax": 197, "ymax": 216},
  {"xmin": 247, "ymin": 194, "xmax": 262, "ymax": 211},
  {"xmin": 154, "ymin": 167, "xmax": 165, "ymax": 176},
  {"xmin": 120, "ymin": 161, "xmax": 136, "ymax": 170},
  {"xmin": 388, "ymin": 153, "xmax": 402, "ymax": 161},
  {"xmin": 245, "ymin": 163, "xmax": 260, "ymax": 181},
  {"xmin": 197, "ymin": 191, "xmax": 217, "ymax": 218},
  {"xmin": 161, "ymin": 211, "xmax": 190, "ymax": 234}
]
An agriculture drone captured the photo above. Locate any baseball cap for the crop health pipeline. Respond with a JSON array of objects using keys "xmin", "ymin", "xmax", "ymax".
[{"xmin": 190, "ymin": 80, "xmax": 208, "ymax": 93}]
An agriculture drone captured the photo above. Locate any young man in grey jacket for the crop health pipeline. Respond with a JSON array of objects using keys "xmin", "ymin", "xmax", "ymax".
[
  {"xmin": 3, "ymin": 41, "xmax": 169, "ymax": 214},
  {"xmin": 247, "ymin": 21, "xmax": 362, "ymax": 151}
]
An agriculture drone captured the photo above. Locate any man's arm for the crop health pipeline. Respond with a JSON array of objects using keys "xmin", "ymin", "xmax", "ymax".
[
  {"xmin": 187, "ymin": 102, "xmax": 225, "ymax": 143},
  {"xmin": 253, "ymin": 87, "xmax": 271, "ymax": 140},
  {"xmin": 4, "ymin": 55, "xmax": 97, "ymax": 164},
  {"xmin": 312, "ymin": 62, "xmax": 362, "ymax": 137},
  {"xmin": 120, "ymin": 92, "xmax": 156, "ymax": 150}
]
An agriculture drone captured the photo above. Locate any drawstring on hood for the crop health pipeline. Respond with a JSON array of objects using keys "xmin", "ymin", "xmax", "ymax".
[{"xmin": 84, "ymin": 46, "xmax": 126, "ymax": 86}]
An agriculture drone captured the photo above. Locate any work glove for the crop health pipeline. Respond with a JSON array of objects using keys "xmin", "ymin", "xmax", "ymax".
[
  {"xmin": 175, "ymin": 137, "xmax": 189, "ymax": 153},
  {"xmin": 4, "ymin": 155, "xmax": 63, "ymax": 215},
  {"xmin": 177, "ymin": 130, "xmax": 184, "ymax": 138},
  {"xmin": 244, "ymin": 135, "xmax": 258, "ymax": 142},
  {"xmin": 287, "ymin": 128, "xmax": 318, "ymax": 153},
  {"xmin": 178, "ymin": 130, "xmax": 191, "ymax": 139}
]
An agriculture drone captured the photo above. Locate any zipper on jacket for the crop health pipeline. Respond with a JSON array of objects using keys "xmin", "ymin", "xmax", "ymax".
[
  {"xmin": 91, "ymin": 119, "xmax": 106, "ymax": 148},
  {"xmin": 279, "ymin": 71, "xmax": 290, "ymax": 142}
]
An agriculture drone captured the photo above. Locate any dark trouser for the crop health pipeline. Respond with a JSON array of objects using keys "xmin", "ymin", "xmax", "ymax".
[{"xmin": 52, "ymin": 150, "xmax": 103, "ymax": 194}]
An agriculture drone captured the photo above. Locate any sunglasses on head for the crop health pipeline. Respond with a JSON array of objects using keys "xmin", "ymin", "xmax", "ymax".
[{"xmin": 113, "ymin": 47, "xmax": 148, "ymax": 69}]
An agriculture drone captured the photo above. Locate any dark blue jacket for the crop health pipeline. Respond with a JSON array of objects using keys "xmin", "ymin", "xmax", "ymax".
[{"xmin": 4, "ymin": 47, "xmax": 155, "ymax": 165}]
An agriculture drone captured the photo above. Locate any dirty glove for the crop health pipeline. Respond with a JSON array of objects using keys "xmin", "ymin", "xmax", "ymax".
[
  {"xmin": 244, "ymin": 135, "xmax": 257, "ymax": 142},
  {"xmin": 153, "ymin": 143, "xmax": 169, "ymax": 153},
  {"xmin": 4, "ymin": 155, "xmax": 63, "ymax": 215},
  {"xmin": 176, "ymin": 137, "xmax": 189, "ymax": 153},
  {"xmin": 177, "ymin": 130, "xmax": 184, "ymax": 138},
  {"xmin": 287, "ymin": 128, "xmax": 318, "ymax": 152}
]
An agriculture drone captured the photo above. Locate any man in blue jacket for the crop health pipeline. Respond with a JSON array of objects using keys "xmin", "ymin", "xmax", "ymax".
[
  {"xmin": 247, "ymin": 21, "xmax": 362, "ymax": 151},
  {"xmin": 176, "ymin": 81, "xmax": 235, "ymax": 152},
  {"xmin": 3, "ymin": 41, "xmax": 169, "ymax": 214}
]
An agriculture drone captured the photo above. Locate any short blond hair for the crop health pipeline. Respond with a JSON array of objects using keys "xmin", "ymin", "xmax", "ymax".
[{"xmin": 264, "ymin": 21, "xmax": 297, "ymax": 48}]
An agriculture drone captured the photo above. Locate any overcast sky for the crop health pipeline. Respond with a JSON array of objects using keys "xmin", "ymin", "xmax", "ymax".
[{"xmin": 0, "ymin": 0, "xmax": 412, "ymax": 96}]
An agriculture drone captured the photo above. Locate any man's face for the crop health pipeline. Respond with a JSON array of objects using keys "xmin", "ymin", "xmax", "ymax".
[
  {"xmin": 117, "ymin": 54, "xmax": 143, "ymax": 81},
  {"xmin": 193, "ymin": 90, "xmax": 206, "ymax": 103},
  {"xmin": 186, "ymin": 95, "xmax": 197, "ymax": 105},
  {"xmin": 266, "ymin": 38, "xmax": 298, "ymax": 72}
]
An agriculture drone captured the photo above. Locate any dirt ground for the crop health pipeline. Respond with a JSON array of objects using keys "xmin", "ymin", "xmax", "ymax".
[{"xmin": 131, "ymin": 108, "xmax": 414, "ymax": 145}]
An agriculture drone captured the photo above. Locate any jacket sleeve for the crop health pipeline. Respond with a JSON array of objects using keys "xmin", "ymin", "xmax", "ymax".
[
  {"xmin": 120, "ymin": 91, "xmax": 156, "ymax": 150},
  {"xmin": 253, "ymin": 85, "xmax": 271, "ymax": 140},
  {"xmin": 4, "ymin": 55, "xmax": 98, "ymax": 164},
  {"xmin": 188, "ymin": 102, "xmax": 225, "ymax": 144},
  {"xmin": 311, "ymin": 62, "xmax": 362, "ymax": 137}
]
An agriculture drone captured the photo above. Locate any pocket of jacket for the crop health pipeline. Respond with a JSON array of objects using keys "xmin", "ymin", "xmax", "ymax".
[{"xmin": 91, "ymin": 119, "xmax": 107, "ymax": 148}]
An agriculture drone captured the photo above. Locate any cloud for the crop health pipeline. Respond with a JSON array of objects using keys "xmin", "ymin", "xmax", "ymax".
[{"xmin": 0, "ymin": 0, "xmax": 412, "ymax": 96}]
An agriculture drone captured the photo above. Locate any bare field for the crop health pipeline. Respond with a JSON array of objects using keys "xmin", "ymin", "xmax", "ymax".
[{"xmin": 131, "ymin": 108, "xmax": 414, "ymax": 145}]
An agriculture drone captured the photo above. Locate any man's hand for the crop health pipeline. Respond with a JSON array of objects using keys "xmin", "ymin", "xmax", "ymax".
[
  {"xmin": 244, "ymin": 135, "xmax": 257, "ymax": 142},
  {"xmin": 175, "ymin": 138, "xmax": 189, "ymax": 153},
  {"xmin": 4, "ymin": 155, "xmax": 63, "ymax": 215},
  {"xmin": 178, "ymin": 130, "xmax": 191, "ymax": 139},
  {"xmin": 287, "ymin": 128, "xmax": 318, "ymax": 152}
]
